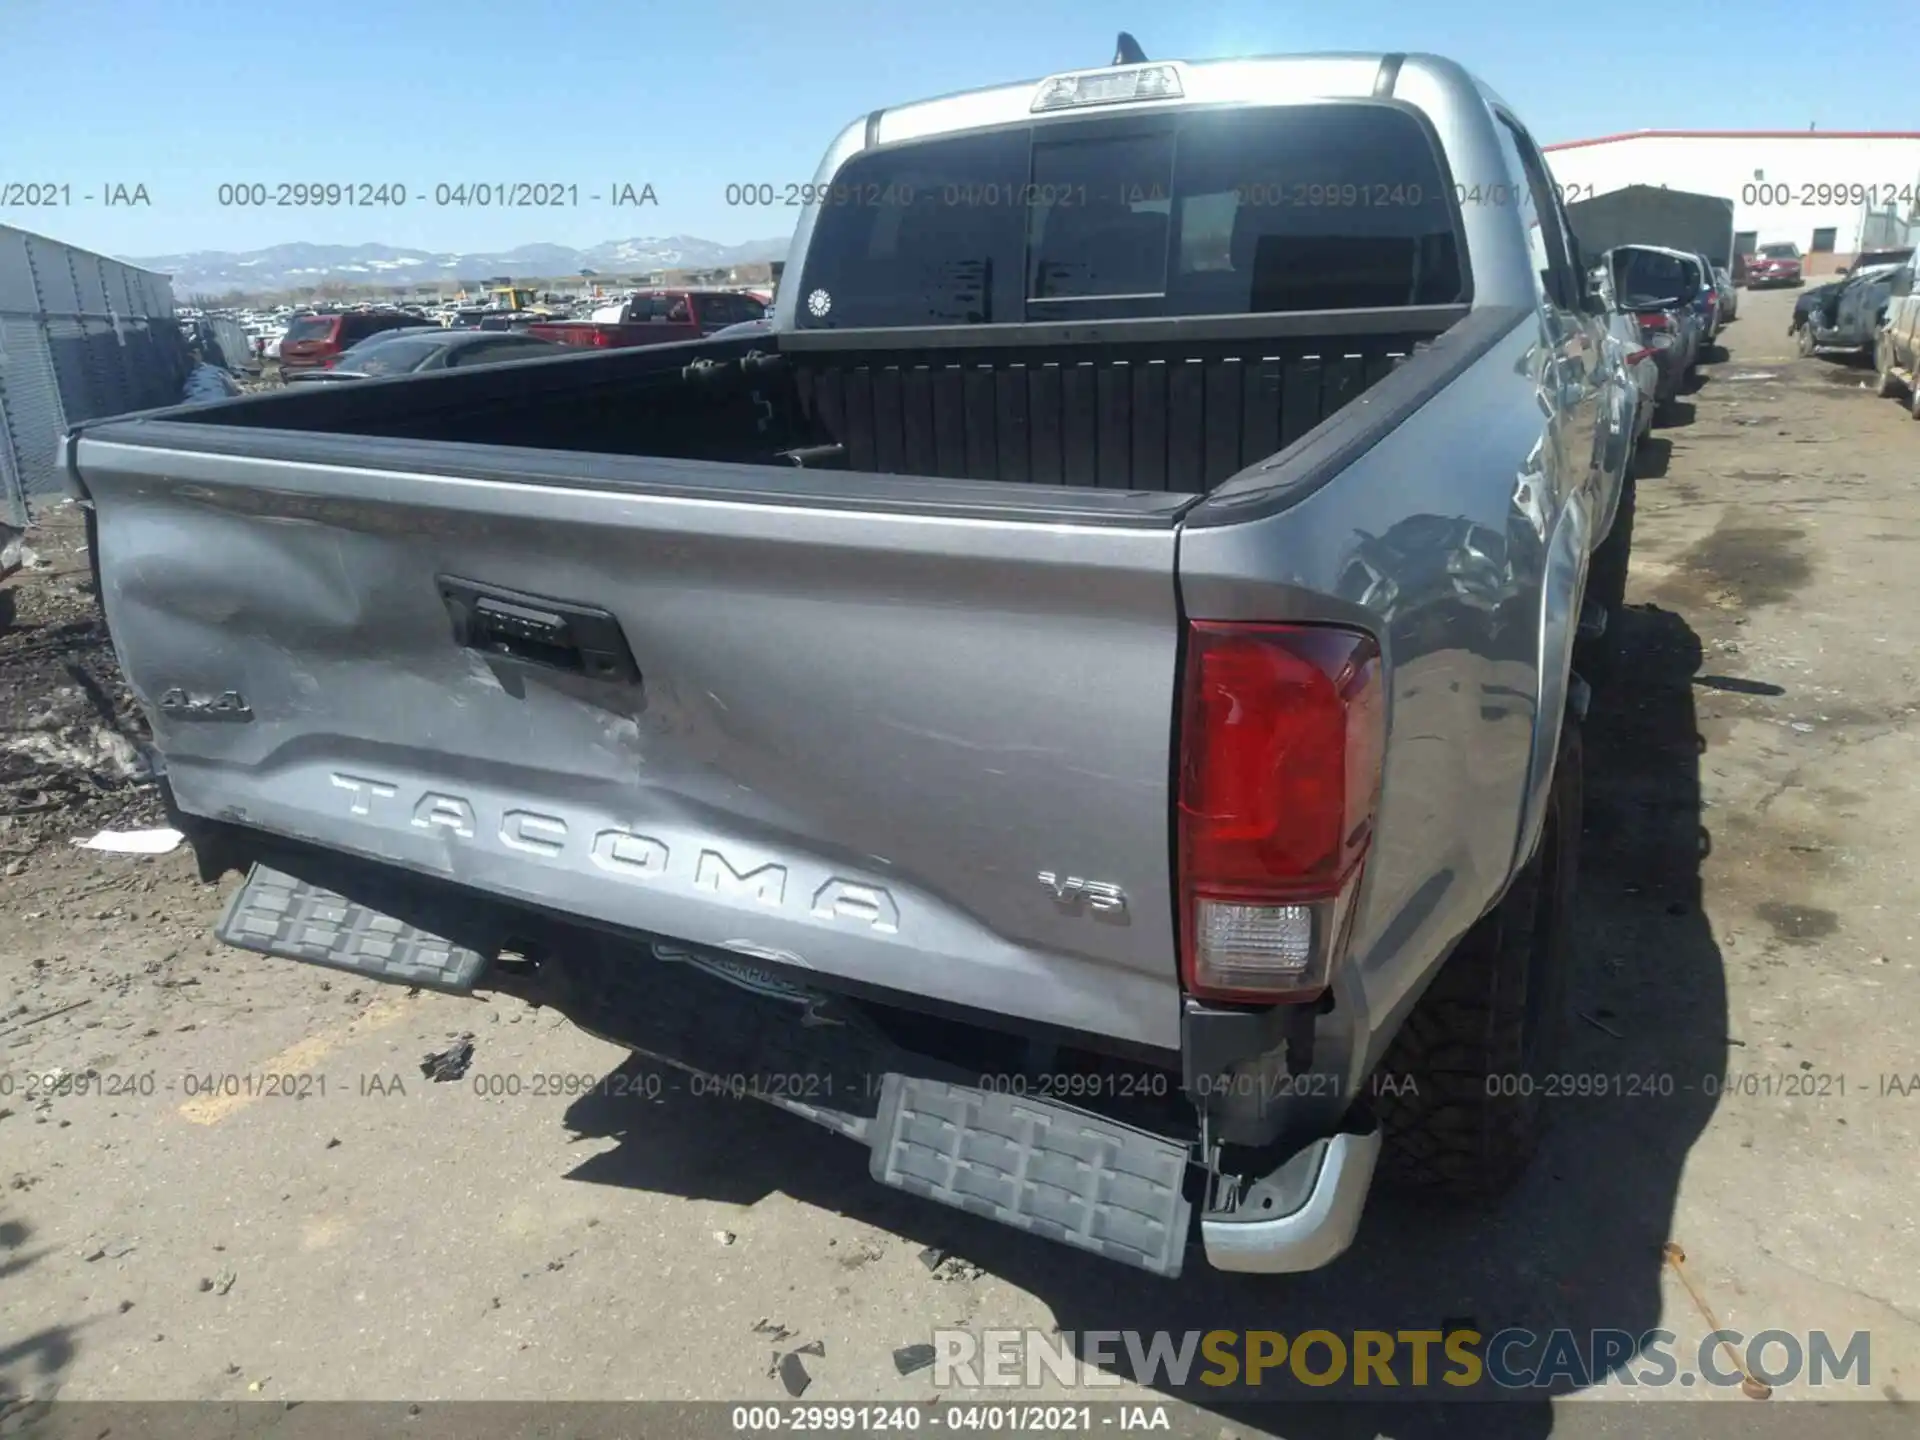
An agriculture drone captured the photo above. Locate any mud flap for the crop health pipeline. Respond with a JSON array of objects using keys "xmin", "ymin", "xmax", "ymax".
[
  {"xmin": 869, "ymin": 1074, "xmax": 1193, "ymax": 1278},
  {"xmin": 215, "ymin": 864, "xmax": 489, "ymax": 993}
]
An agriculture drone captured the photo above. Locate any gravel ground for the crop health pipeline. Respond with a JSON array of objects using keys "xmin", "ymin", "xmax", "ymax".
[{"xmin": 2, "ymin": 289, "xmax": 1917, "ymax": 1437}]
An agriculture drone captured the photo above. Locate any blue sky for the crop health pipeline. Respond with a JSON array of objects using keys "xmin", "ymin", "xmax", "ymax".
[{"xmin": 5, "ymin": 0, "xmax": 1905, "ymax": 260}]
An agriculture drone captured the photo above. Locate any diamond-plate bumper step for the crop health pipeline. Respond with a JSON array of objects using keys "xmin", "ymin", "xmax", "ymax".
[
  {"xmin": 870, "ymin": 1074, "xmax": 1193, "ymax": 1278},
  {"xmin": 215, "ymin": 864, "xmax": 488, "ymax": 993}
]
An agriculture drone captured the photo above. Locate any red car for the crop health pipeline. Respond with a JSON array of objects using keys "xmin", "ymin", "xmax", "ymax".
[
  {"xmin": 526, "ymin": 289, "xmax": 767, "ymax": 351},
  {"xmin": 1744, "ymin": 243, "xmax": 1804, "ymax": 289},
  {"xmin": 277, "ymin": 310, "xmax": 430, "ymax": 370}
]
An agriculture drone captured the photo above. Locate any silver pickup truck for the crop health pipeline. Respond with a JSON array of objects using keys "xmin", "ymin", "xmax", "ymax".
[{"xmin": 66, "ymin": 47, "xmax": 1637, "ymax": 1280}]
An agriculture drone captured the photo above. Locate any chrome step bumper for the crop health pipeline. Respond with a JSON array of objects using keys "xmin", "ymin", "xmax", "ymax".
[{"xmin": 1200, "ymin": 1128, "xmax": 1382, "ymax": 1274}]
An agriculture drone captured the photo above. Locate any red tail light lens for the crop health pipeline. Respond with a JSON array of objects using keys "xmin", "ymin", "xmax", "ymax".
[
  {"xmin": 1639, "ymin": 312, "xmax": 1671, "ymax": 330},
  {"xmin": 1176, "ymin": 623, "xmax": 1384, "ymax": 1003}
]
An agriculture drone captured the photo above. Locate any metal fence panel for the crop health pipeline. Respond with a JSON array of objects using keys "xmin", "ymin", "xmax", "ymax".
[
  {"xmin": 201, "ymin": 314, "xmax": 255, "ymax": 373},
  {"xmin": 0, "ymin": 315, "xmax": 70, "ymax": 527},
  {"xmin": 0, "ymin": 223, "xmax": 182, "ymax": 528},
  {"xmin": 71, "ymin": 253, "xmax": 110, "ymax": 316},
  {"xmin": 0, "ymin": 229, "xmax": 36, "ymax": 312},
  {"xmin": 25, "ymin": 232, "xmax": 81, "ymax": 315}
]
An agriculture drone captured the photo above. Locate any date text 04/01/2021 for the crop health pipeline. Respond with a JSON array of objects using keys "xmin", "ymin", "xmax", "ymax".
[{"xmin": 728, "ymin": 1404, "xmax": 1173, "ymax": 1432}]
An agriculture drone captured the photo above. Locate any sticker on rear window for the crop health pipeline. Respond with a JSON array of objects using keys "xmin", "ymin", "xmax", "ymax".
[{"xmin": 807, "ymin": 288, "xmax": 832, "ymax": 318}]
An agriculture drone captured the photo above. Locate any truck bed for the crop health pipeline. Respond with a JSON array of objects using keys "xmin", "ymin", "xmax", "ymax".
[{"xmin": 168, "ymin": 309, "xmax": 1464, "ymax": 495}]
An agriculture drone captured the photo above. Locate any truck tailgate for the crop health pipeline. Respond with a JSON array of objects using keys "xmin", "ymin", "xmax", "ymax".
[{"xmin": 74, "ymin": 429, "xmax": 1189, "ymax": 1050}]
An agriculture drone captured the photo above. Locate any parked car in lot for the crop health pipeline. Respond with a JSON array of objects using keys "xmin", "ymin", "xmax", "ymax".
[
  {"xmin": 1602, "ymin": 244, "xmax": 1703, "ymax": 405},
  {"xmin": 1713, "ymin": 264, "xmax": 1738, "ymax": 322},
  {"xmin": 1683, "ymin": 252, "xmax": 1719, "ymax": 343},
  {"xmin": 284, "ymin": 329, "xmax": 567, "ymax": 383},
  {"xmin": 1692, "ymin": 254, "xmax": 1731, "ymax": 339},
  {"xmin": 1746, "ymin": 242, "xmax": 1804, "ymax": 288},
  {"xmin": 1874, "ymin": 248, "xmax": 1920, "ymax": 417},
  {"xmin": 1797, "ymin": 247, "xmax": 1915, "ymax": 360},
  {"xmin": 527, "ymin": 289, "xmax": 767, "ymax": 350},
  {"xmin": 278, "ymin": 310, "xmax": 432, "ymax": 371},
  {"xmin": 67, "ymin": 47, "xmax": 1636, "ymax": 1280},
  {"xmin": 1588, "ymin": 258, "xmax": 1659, "ymax": 442}
]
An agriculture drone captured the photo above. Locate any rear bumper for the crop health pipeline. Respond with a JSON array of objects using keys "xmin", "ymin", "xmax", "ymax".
[
  {"xmin": 1201, "ymin": 1129, "xmax": 1381, "ymax": 1273},
  {"xmin": 210, "ymin": 850, "xmax": 1379, "ymax": 1280}
]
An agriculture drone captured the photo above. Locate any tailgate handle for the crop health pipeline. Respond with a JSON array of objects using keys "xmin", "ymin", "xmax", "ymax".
[{"xmin": 438, "ymin": 576, "xmax": 640, "ymax": 684}]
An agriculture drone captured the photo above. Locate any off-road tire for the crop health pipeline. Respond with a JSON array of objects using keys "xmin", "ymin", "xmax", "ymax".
[
  {"xmin": 1374, "ymin": 716, "xmax": 1582, "ymax": 1199},
  {"xmin": 1574, "ymin": 475, "xmax": 1634, "ymax": 688}
]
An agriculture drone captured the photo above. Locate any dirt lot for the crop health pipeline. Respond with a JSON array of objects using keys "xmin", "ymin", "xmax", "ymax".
[{"xmin": 3, "ymin": 287, "xmax": 1917, "ymax": 1435}]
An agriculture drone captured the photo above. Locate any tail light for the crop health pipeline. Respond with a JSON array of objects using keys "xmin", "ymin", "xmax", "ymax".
[
  {"xmin": 1638, "ymin": 312, "xmax": 1671, "ymax": 330},
  {"xmin": 1176, "ymin": 622, "xmax": 1384, "ymax": 1003},
  {"xmin": 591, "ymin": 329, "xmax": 613, "ymax": 347}
]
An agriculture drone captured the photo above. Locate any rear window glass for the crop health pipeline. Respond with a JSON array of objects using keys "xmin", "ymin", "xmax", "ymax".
[
  {"xmin": 341, "ymin": 313, "xmax": 416, "ymax": 342},
  {"xmin": 448, "ymin": 339, "xmax": 559, "ymax": 366},
  {"xmin": 284, "ymin": 315, "xmax": 334, "ymax": 342},
  {"xmin": 1759, "ymin": 243, "xmax": 1798, "ymax": 258},
  {"xmin": 628, "ymin": 295, "xmax": 692, "ymax": 322},
  {"xmin": 795, "ymin": 103, "xmax": 1464, "ymax": 327},
  {"xmin": 1612, "ymin": 248, "xmax": 1695, "ymax": 304}
]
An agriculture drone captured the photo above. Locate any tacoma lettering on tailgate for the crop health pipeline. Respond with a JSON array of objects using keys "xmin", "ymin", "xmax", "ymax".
[{"xmin": 328, "ymin": 772, "xmax": 901, "ymax": 933}]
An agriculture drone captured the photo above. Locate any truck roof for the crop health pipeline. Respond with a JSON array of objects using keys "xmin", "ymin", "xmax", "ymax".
[{"xmin": 861, "ymin": 51, "xmax": 1501, "ymax": 149}]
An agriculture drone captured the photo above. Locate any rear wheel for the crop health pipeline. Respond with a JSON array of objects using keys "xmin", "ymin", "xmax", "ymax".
[{"xmin": 1375, "ymin": 716, "xmax": 1582, "ymax": 1198}]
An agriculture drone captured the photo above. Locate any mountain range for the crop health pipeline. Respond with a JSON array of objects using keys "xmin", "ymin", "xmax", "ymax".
[{"xmin": 125, "ymin": 235, "xmax": 794, "ymax": 296}]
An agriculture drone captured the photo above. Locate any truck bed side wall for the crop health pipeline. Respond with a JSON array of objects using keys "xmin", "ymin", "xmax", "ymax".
[
  {"xmin": 1179, "ymin": 311, "xmax": 1569, "ymax": 1088},
  {"xmin": 147, "ymin": 321, "xmax": 1455, "ymax": 494}
]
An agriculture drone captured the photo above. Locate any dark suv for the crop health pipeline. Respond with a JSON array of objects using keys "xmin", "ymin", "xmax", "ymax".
[{"xmin": 278, "ymin": 311, "xmax": 430, "ymax": 371}]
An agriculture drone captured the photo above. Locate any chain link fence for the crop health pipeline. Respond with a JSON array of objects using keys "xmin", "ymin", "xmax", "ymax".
[{"xmin": 1, "ymin": 223, "xmax": 189, "ymax": 529}]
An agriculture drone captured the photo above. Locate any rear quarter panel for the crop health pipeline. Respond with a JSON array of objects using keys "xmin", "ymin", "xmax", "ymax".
[{"xmin": 1180, "ymin": 61, "xmax": 1595, "ymax": 1083}]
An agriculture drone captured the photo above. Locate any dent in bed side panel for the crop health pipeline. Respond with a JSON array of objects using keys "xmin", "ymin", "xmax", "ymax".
[
  {"xmin": 1177, "ymin": 318, "xmax": 1558, "ymax": 1075},
  {"xmin": 79, "ymin": 440, "xmax": 1185, "ymax": 1050}
]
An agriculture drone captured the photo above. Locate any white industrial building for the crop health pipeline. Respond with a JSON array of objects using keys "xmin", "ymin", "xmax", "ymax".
[{"xmin": 1542, "ymin": 130, "xmax": 1920, "ymax": 276}]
